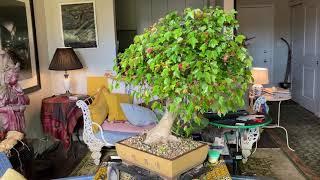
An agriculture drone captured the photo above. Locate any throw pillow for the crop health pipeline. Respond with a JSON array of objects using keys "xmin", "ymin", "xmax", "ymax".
[
  {"xmin": 87, "ymin": 76, "xmax": 108, "ymax": 96},
  {"xmin": 102, "ymin": 89, "xmax": 132, "ymax": 121},
  {"xmin": 2, "ymin": 168, "xmax": 26, "ymax": 180},
  {"xmin": 89, "ymin": 89, "xmax": 109, "ymax": 132},
  {"xmin": 120, "ymin": 103, "xmax": 158, "ymax": 126}
]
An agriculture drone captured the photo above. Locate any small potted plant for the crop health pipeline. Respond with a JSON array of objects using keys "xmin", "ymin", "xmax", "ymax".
[{"xmin": 113, "ymin": 7, "xmax": 252, "ymax": 178}]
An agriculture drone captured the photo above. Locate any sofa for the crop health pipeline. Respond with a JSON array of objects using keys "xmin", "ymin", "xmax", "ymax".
[{"xmin": 76, "ymin": 77, "xmax": 156, "ymax": 165}]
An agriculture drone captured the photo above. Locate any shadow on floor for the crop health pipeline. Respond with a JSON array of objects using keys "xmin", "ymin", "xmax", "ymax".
[{"xmin": 26, "ymin": 141, "xmax": 88, "ymax": 180}]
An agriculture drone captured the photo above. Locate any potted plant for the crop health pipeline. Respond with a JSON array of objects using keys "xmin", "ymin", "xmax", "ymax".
[{"xmin": 113, "ymin": 7, "xmax": 252, "ymax": 179}]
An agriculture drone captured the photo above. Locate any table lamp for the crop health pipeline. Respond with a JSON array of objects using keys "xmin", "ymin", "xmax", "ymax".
[
  {"xmin": 49, "ymin": 47, "xmax": 83, "ymax": 95},
  {"xmin": 251, "ymin": 67, "xmax": 269, "ymax": 97}
]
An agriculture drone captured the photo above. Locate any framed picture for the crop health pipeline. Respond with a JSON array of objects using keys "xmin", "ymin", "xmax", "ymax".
[
  {"xmin": 0, "ymin": 0, "xmax": 41, "ymax": 93},
  {"xmin": 60, "ymin": 1, "xmax": 98, "ymax": 48}
]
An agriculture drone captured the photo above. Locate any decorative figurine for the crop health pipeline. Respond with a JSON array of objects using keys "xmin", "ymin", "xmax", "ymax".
[
  {"xmin": 253, "ymin": 96, "xmax": 269, "ymax": 114},
  {"xmin": 0, "ymin": 50, "xmax": 29, "ymax": 132}
]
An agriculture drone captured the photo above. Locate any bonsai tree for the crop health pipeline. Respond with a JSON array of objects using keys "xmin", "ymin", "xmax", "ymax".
[{"xmin": 113, "ymin": 7, "xmax": 252, "ymax": 144}]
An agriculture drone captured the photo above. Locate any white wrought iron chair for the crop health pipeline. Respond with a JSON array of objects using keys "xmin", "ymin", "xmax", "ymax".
[{"xmin": 76, "ymin": 98, "xmax": 113, "ymax": 165}]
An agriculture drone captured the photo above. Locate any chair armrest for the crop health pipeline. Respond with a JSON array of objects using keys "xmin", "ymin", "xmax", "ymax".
[
  {"xmin": 76, "ymin": 100, "xmax": 112, "ymax": 147},
  {"xmin": 92, "ymin": 122, "xmax": 108, "ymax": 145}
]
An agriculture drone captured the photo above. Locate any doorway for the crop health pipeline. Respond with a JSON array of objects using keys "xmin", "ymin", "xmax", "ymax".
[{"xmin": 238, "ymin": 5, "xmax": 274, "ymax": 85}]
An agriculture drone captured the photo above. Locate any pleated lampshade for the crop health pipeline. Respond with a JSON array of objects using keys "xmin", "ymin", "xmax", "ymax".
[
  {"xmin": 49, "ymin": 47, "xmax": 83, "ymax": 71},
  {"xmin": 251, "ymin": 67, "xmax": 269, "ymax": 85}
]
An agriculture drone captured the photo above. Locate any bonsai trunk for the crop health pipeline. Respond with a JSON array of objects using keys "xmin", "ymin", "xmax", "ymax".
[{"xmin": 144, "ymin": 104, "xmax": 179, "ymax": 144}]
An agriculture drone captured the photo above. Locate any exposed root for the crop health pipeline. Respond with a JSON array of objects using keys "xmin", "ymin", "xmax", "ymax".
[
  {"xmin": 168, "ymin": 135, "xmax": 180, "ymax": 142},
  {"xmin": 144, "ymin": 132, "xmax": 181, "ymax": 145}
]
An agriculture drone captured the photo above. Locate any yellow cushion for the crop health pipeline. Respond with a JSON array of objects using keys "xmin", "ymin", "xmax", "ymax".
[
  {"xmin": 87, "ymin": 76, "xmax": 108, "ymax": 96},
  {"xmin": 2, "ymin": 168, "xmax": 26, "ymax": 180},
  {"xmin": 102, "ymin": 89, "xmax": 132, "ymax": 121},
  {"xmin": 89, "ymin": 89, "xmax": 109, "ymax": 132}
]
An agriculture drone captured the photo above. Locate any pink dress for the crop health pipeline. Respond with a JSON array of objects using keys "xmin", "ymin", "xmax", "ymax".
[{"xmin": 0, "ymin": 62, "xmax": 29, "ymax": 132}]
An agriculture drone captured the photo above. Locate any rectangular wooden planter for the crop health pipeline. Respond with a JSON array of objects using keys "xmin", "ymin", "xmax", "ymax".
[{"xmin": 115, "ymin": 140, "xmax": 208, "ymax": 179}]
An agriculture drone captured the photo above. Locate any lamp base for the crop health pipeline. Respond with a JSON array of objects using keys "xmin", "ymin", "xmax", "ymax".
[
  {"xmin": 64, "ymin": 71, "xmax": 71, "ymax": 95},
  {"xmin": 61, "ymin": 91, "xmax": 72, "ymax": 96},
  {"xmin": 252, "ymin": 84, "xmax": 263, "ymax": 97}
]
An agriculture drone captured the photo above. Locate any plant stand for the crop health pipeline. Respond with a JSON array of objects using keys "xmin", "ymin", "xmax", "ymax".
[{"xmin": 98, "ymin": 159, "xmax": 231, "ymax": 180}]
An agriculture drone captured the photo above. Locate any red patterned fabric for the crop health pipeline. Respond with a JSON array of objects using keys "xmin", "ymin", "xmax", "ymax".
[{"xmin": 41, "ymin": 96, "xmax": 84, "ymax": 149}]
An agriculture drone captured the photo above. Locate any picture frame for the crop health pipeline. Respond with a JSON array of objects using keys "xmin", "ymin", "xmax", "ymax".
[
  {"xmin": 60, "ymin": 1, "xmax": 98, "ymax": 49},
  {"xmin": 0, "ymin": 0, "xmax": 41, "ymax": 94}
]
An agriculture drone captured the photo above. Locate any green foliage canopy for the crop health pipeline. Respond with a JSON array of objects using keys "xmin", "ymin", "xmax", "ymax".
[{"xmin": 114, "ymin": 7, "xmax": 253, "ymax": 135}]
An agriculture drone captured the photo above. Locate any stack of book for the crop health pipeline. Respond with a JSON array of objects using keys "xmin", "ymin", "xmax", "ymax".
[{"xmin": 263, "ymin": 87, "xmax": 291, "ymax": 99}]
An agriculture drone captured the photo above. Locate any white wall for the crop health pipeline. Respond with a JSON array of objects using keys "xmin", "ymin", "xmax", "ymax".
[
  {"xmin": 237, "ymin": 0, "xmax": 291, "ymax": 86},
  {"xmin": 24, "ymin": 0, "xmax": 117, "ymax": 138},
  {"xmin": 44, "ymin": 0, "xmax": 117, "ymax": 95},
  {"xmin": 25, "ymin": 0, "xmax": 52, "ymax": 138},
  {"xmin": 273, "ymin": 0, "xmax": 291, "ymax": 85}
]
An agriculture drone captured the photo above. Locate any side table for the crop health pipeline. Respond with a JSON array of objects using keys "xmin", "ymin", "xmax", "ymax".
[
  {"xmin": 41, "ymin": 95, "xmax": 87, "ymax": 149},
  {"xmin": 209, "ymin": 116, "xmax": 272, "ymax": 152},
  {"xmin": 209, "ymin": 116, "xmax": 272, "ymax": 174},
  {"xmin": 263, "ymin": 93, "xmax": 294, "ymax": 151}
]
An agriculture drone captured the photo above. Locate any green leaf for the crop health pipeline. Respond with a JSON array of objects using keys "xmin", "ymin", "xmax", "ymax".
[
  {"xmin": 164, "ymin": 32, "xmax": 172, "ymax": 40},
  {"xmin": 161, "ymin": 68, "xmax": 170, "ymax": 76},
  {"xmin": 200, "ymin": 44, "xmax": 207, "ymax": 52},
  {"xmin": 235, "ymin": 35, "xmax": 246, "ymax": 44},
  {"xmin": 188, "ymin": 36, "xmax": 198, "ymax": 49},
  {"xmin": 194, "ymin": 116, "xmax": 202, "ymax": 126},
  {"xmin": 173, "ymin": 29, "xmax": 183, "ymax": 39},
  {"xmin": 164, "ymin": 78, "xmax": 170, "ymax": 85},
  {"xmin": 209, "ymin": 39, "xmax": 218, "ymax": 48},
  {"xmin": 173, "ymin": 69, "xmax": 180, "ymax": 77},
  {"xmin": 174, "ymin": 97, "xmax": 183, "ymax": 104},
  {"xmin": 218, "ymin": 16, "xmax": 226, "ymax": 25}
]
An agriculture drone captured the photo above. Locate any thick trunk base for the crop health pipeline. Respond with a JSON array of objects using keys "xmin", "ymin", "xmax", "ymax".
[{"xmin": 144, "ymin": 110, "xmax": 179, "ymax": 144}]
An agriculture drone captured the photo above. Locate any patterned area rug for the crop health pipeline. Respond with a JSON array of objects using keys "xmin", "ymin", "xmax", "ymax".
[
  {"xmin": 268, "ymin": 101, "xmax": 320, "ymax": 178},
  {"xmin": 70, "ymin": 148, "xmax": 303, "ymax": 179},
  {"xmin": 69, "ymin": 148, "xmax": 117, "ymax": 177},
  {"xmin": 240, "ymin": 148, "xmax": 305, "ymax": 179},
  {"xmin": 70, "ymin": 148, "xmax": 231, "ymax": 179}
]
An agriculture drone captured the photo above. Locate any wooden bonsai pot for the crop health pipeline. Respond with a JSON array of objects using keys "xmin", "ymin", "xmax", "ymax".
[{"xmin": 115, "ymin": 139, "xmax": 208, "ymax": 179}]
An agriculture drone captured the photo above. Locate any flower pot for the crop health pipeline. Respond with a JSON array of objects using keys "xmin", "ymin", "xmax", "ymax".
[{"xmin": 115, "ymin": 138, "xmax": 208, "ymax": 179}]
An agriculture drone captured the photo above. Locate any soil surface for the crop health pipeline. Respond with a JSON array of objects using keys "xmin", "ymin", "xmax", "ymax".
[{"xmin": 121, "ymin": 134, "xmax": 203, "ymax": 159}]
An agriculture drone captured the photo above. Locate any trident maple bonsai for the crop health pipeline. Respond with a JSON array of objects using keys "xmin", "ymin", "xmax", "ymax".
[{"xmin": 113, "ymin": 7, "xmax": 252, "ymax": 144}]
